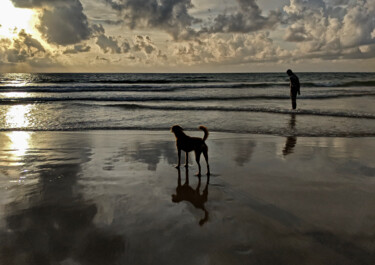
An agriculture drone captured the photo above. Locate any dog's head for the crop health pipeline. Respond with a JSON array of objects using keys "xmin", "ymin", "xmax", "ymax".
[{"xmin": 170, "ymin": 125, "xmax": 183, "ymax": 135}]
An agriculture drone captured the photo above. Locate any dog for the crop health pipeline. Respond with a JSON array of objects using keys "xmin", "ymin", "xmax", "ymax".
[{"xmin": 170, "ymin": 125, "xmax": 210, "ymax": 176}]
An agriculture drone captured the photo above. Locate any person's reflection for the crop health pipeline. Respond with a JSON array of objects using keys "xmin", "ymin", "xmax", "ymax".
[
  {"xmin": 283, "ymin": 113, "xmax": 297, "ymax": 156},
  {"xmin": 172, "ymin": 168, "xmax": 210, "ymax": 226}
]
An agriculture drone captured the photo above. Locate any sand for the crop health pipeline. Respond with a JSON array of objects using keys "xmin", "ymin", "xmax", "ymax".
[{"xmin": 0, "ymin": 130, "xmax": 374, "ymax": 265}]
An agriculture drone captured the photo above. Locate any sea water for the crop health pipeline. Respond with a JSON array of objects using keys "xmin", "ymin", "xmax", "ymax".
[{"xmin": 1, "ymin": 72, "xmax": 375, "ymax": 136}]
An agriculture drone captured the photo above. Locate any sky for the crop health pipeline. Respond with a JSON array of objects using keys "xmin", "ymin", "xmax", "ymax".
[{"xmin": 0, "ymin": 0, "xmax": 374, "ymax": 72}]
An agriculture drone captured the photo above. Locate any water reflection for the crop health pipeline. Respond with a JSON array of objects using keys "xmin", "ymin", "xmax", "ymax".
[
  {"xmin": 283, "ymin": 114, "xmax": 297, "ymax": 157},
  {"xmin": 234, "ymin": 140, "xmax": 256, "ymax": 166},
  {"xmin": 125, "ymin": 140, "xmax": 176, "ymax": 171},
  {"xmin": 5, "ymin": 104, "xmax": 33, "ymax": 128},
  {"xmin": 0, "ymin": 134, "xmax": 125, "ymax": 265},
  {"xmin": 172, "ymin": 168, "xmax": 210, "ymax": 226},
  {"xmin": 7, "ymin": 131, "xmax": 32, "ymax": 159}
]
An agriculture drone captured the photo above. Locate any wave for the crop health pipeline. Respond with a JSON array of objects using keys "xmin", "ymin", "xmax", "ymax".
[
  {"xmin": 1, "ymin": 126, "xmax": 375, "ymax": 137},
  {"xmin": 308, "ymin": 80, "xmax": 375, "ymax": 87},
  {"xmin": 1, "ymin": 92, "xmax": 374, "ymax": 104},
  {"xmin": 1, "ymin": 80, "xmax": 375, "ymax": 92},
  {"xmin": 0, "ymin": 82, "xmax": 293, "ymax": 92},
  {"xmin": 107, "ymin": 103, "xmax": 375, "ymax": 120}
]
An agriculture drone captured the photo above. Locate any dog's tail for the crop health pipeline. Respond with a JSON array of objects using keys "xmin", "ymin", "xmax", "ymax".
[{"xmin": 199, "ymin": 126, "xmax": 209, "ymax": 141}]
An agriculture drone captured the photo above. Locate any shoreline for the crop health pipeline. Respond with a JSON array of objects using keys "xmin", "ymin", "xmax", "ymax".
[{"xmin": 1, "ymin": 128, "xmax": 375, "ymax": 138}]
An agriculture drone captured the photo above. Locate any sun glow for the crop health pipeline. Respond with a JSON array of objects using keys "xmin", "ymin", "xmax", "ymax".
[
  {"xmin": 0, "ymin": 0, "xmax": 35, "ymax": 38},
  {"xmin": 6, "ymin": 105, "xmax": 33, "ymax": 128},
  {"xmin": 7, "ymin": 131, "xmax": 32, "ymax": 159}
]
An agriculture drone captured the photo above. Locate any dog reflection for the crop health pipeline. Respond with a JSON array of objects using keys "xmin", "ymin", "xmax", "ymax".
[
  {"xmin": 283, "ymin": 113, "xmax": 297, "ymax": 156},
  {"xmin": 172, "ymin": 168, "xmax": 210, "ymax": 226}
]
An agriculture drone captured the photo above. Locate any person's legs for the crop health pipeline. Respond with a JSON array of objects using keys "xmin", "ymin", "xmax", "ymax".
[{"xmin": 291, "ymin": 91, "xmax": 297, "ymax": 109}]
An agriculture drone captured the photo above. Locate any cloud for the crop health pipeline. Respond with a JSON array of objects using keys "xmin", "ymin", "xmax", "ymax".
[
  {"xmin": 95, "ymin": 55, "xmax": 110, "ymax": 62},
  {"xmin": 171, "ymin": 33, "xmax": 290, "ymax": 65},
  {"xmin": 4, "ymin": 0, "xmax": 375, "ymax": 70},
  {"xmin": 0, "ymin": 30, "xmax": 46, "ymax": 63},
  {"xmin": 94, "ymin": 33, "xmax": 161, "ymax": 58},
  {"xmin": 133, "ymin": 35, "xmax": 156, "ymax": 55},
  {"xmin": 96, "ymin": 34, "xmax": 122, "ymax": 53},
  {"xmin": 101, "ymin": 0, "xmax": 282, "ymax": 39},
  {"xmin": 93, "ymin": 19, "xmax": 124, "ymax": 25},
  {"xmin": 63, "ymin": 44, "xmax": 91, "ymax": 54},
  {"xmin": 16, "ymin": 29, "xmax": 45, "ymax": 53},
  {"xmin": 11, "ymin": 0, "xmax": 92, "ymax": 45},
  {"xmin": 283, "ymin": 0, "xmax": 375, "ymax": 59},
  {"xmin": 0, "ymin": 29, "xmax": 60, "ymax": 72},
  {"xmin": 201, "ymin": 0, "xmax": 282, "ymax": 34},
  {"xmin": 102, "ymin": 0, "xmax": 201, "ymax": 40},
  {"xmin": 11, "ymin": 0, "xmax": 64, "ymax": 8}
]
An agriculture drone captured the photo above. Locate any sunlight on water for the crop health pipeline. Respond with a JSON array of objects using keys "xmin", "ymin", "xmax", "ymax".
[
  {"xmin": 7, "ymin": 131, "xmax": 32, "ymax": 159},
  {"xmin": 0, "ymin": 92, "xmax": 29, "ymax": 99},
  {"xmin": 5, "ymin": 105, "xmax": 33, "ymax": 128},
  {"xmin": 0, "ymin": 131, "xmax": 33, "ymax": 170}
]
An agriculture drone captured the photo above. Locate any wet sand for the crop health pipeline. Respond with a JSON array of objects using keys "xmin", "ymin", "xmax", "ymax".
[{"xmin": 0, "ymin": 131, "xmax": 374, "ymax": 265}]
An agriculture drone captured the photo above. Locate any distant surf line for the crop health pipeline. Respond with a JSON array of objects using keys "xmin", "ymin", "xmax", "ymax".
[
  {"xmin": 1, "ymin": 92, "xmax": 375, "ymax": 104},
  {"xmin": 1, "ymin": 78, "xmax": 375, "ymax": 92}
]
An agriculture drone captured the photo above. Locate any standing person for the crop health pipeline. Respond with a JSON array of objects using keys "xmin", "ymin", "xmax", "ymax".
[{"xmin": 286, "ymin": 69, "xmax": 300, "ymax": 109}]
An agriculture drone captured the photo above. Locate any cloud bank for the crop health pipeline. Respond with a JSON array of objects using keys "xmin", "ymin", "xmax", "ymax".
[{"xmin": 0, "ymin": 0, "xmax": 374, "ymax": 71}]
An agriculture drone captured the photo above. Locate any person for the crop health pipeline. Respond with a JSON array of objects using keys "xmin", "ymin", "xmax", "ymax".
[{"xmin": 286, "ymin": 69, "xmax": 300, "ymax": 109}]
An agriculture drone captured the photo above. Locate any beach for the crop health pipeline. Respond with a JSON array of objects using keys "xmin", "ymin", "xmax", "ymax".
[
  {"xmin": 1, "ymin": 0, "xmax": 375, "ymax": 262},
  {"xmin": 0, "ymin": 130, "xmax": 374, "ymax": 265}
]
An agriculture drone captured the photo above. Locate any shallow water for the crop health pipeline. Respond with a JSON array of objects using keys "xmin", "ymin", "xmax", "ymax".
[
  {"xmin": 1, "ymin": 73, "xmax": 375, "ymax": 136},
  {"xmin": 0, "ymin": 131, "xmax": 374, "ymax": 265}
]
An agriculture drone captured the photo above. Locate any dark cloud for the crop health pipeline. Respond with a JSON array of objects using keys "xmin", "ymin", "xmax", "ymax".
[
  {"xmin": 37, "ymin": 1, "xmax": 91, "ymax": 45},
  {"xmin": 6, "ymin": 48, "xmax": 28, "ymax": 63},
  {"xmin": 103, "ymin": 0, "xmax": 201, "ymax": 40},
  {"xmin": 91, "ymin": 24, "xmax": 105, "ymax": 36},
  {"xmin": 96, "ymin": 34, "xmax": 122, "ymax": 53},
  {"xmin": 101, "ymin": 0, "xmax": 281, "ymax": 38},
  {"xmin": 122, "ymin": 40, "xmax": 131, "ymax": 53},
  {"xmin": 63, "ymin": 44, "xmax": 91, "ymax": 54},
  {"xmin": 11, "ymin": 0, "xmax": 92, "ymax": 46},
  {"xmin": 201, "ymin": 0, "xmax": 281, "ymax": 34},
  {"xmin": 327, "ymin": 0, "xmax": 350, "ymax": 5},
  {"xmin": 92, "ymin": 23, "xmax": 130, "ymax": 54},
  {"xmin": 92, "ymin": 19, "xmax": 124, "ymax": 26},
  {"xmin": 133, "ymin": 35, "xmax": 156, "ymax": 54},
  {"xmin": 16, "ymin": 29, "xmax": 45, "ymax": 53}
]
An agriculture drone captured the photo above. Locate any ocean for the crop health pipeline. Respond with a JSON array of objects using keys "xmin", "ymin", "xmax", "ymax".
[{"xmin": 1, "ymin": 72, "xmax": 375, "ymax": 136}]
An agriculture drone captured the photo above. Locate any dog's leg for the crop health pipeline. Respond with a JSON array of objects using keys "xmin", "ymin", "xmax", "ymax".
[
  {"xmin": 185, "ymin": 167, "xmax": 189, "ymax": 185},
  {"xmin": 184, "ymin": 152, "xmax": 189, "ymax": 168},
  {"xmin": 203, "ymin": 149, "xmax": 210, "ymax": 176},
  {"xmin": 196, "ymin": 174, "xmax": 201, "ymax": 191},
  {"xmin": 195, "ymin": 151, "xmax": 202, "ymax": 176},
  {"xmin": 175, "ymin": 148, "xmax": 181, "ymax": 168}
]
